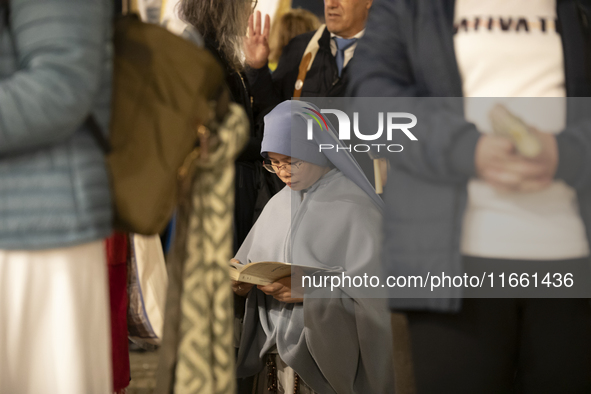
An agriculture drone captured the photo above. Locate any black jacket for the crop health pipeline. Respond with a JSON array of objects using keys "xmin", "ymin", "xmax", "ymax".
[
  {"xmin": 204, "ymin": 37, "xmax": 261, "ymax": 162},
  {"xmin": 246, "ymin": 27, "xmax": 350, "ymax": 115},
  {"xmin": 204, "ymin": 36, "xmax": 282, "ymax": 252}
]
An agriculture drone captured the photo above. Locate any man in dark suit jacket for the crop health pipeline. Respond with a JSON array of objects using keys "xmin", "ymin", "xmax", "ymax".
[{"xmin": 244, "ymin": 0, "xmax": 372, "ymax": 114}]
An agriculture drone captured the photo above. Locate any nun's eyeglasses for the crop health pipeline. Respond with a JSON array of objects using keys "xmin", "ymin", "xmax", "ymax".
[{"xmin": 263, "ymin": 159, "xmax": 303, "ymax": 173}]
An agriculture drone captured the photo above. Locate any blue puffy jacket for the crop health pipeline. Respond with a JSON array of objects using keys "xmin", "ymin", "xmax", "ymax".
[{"xmin": 0, "ymin": 0, "xmax": 113, "ymax": 249}]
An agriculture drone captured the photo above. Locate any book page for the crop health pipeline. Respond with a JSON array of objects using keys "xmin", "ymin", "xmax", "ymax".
[{"xmin": 242, "ymin": 262, "xmax": 292, "ymax": 283}]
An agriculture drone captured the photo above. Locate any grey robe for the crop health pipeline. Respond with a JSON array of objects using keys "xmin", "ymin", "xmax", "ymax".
[{"xmin": 235, "ymin": 169, "xmax": 394, "ymax": 394}]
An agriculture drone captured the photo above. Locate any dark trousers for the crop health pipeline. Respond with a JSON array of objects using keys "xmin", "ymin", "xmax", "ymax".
[{"xmin": 406, "ymin": 295, "xmax": 591, "ymax": 394}]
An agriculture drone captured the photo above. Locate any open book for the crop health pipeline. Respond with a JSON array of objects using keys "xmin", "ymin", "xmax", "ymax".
[{"xmin": 229, "ymin": 261, "xmax": 328, "ymax": 286}]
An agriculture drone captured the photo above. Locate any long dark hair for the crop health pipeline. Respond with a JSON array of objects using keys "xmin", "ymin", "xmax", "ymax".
[{"xmin": 179, "ymin": 0, "xmax": 250, "ymax": 71}]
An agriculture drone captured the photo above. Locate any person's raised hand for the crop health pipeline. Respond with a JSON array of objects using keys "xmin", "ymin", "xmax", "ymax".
[
  {"xmin": 258, "ymin": 276, "xmax": 303, "ymax": 303},
  {"xmin": 244, "ymin": 11, "xmax": 271, "ymax": 69}
]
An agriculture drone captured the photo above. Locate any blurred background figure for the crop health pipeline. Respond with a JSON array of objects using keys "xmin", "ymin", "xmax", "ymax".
[
  {"xmin": 292, "ymin": 0, "xmax": 325, "ymax": 20},
  {"xmin": 254, "ymin": 0, "xmax": 282, "ymax": 25},
  {"xmin": 349, "ymin": 0, "xmax": 591, "ymax": 393},
  {"xmin": 268, "ymin": 7, "xmax": 320, "ymax": 70},
  {"xmin": 0, "ymin": 0, "xmax": 114, "ymax": 393},
  {"xmin": 137, "ymin": 0, "xmax": 162, "ymax": 23},
  {"xmin": 177, "ymin": 0, "xmax": 281, "ymax": 254}
]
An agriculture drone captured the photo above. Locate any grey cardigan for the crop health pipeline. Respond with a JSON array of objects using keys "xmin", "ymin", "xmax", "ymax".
[
  {"xmin": 348, "ymin": 0, "xmax": 591, "ymax": 312},
  {"xmin": 0, "ymin": 0, "xmax": 113, "ymax": 249}
]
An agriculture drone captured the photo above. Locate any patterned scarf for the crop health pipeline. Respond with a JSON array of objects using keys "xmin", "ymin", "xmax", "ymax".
[{"xmin": 155, "ymin": 103, "xmax": 249, "ymax": 394}]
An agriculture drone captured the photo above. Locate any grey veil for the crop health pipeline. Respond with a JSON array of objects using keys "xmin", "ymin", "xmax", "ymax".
[{"xmin": 261, "ymin": 100, "xmax": 385, "ymax": 211}]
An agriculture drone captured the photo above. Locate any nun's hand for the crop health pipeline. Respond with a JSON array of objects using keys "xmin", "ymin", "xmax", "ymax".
[
  {"xmin": 258, "ymin": 276, "xmax": 303, "ymax": 304},
  {"xmin": 232, "ymin": 280, "xmax": 254, "ymax": 297}
]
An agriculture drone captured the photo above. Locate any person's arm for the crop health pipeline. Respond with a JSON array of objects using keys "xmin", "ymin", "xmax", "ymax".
[
  {"xmin": 516, "ymin": 118, "xmax": 591, "ymax": 192},
  {"xmin": 348, "ymin": 0, "xmax": 590, "ymax": 192},
  {"xmin": 346, "ymin": 0, "xmax": 417, "ymax": 98},
  {"xmin": 0, "ymin": 0, "xmax": 110, "ymax": 154},
  {"xmin": 347, "ymin": 0, "xmax": 480, "ymax": 185},
  {"xmin": 245, "ymin": 64, "xmax": 284, "ymax": 115},
  {"xmin": 554, "ymin": 99, "xmax": 591, "ymax": 190}
]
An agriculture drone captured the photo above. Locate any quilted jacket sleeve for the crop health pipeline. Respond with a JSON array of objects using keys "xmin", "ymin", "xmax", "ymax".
[{"xmin": 0, "ymin": 0, "xmax": 110, "ymax": 154}]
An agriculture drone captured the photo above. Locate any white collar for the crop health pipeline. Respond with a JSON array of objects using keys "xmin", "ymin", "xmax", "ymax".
[{"xmin": 330, "ymin": 29, "xmax": 365, "ymax": 41}]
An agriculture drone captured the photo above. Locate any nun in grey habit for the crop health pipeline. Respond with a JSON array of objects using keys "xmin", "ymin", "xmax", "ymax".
[{"xmin": 233, "ymin": 100, "xmax": 394, "ymax": 394}]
